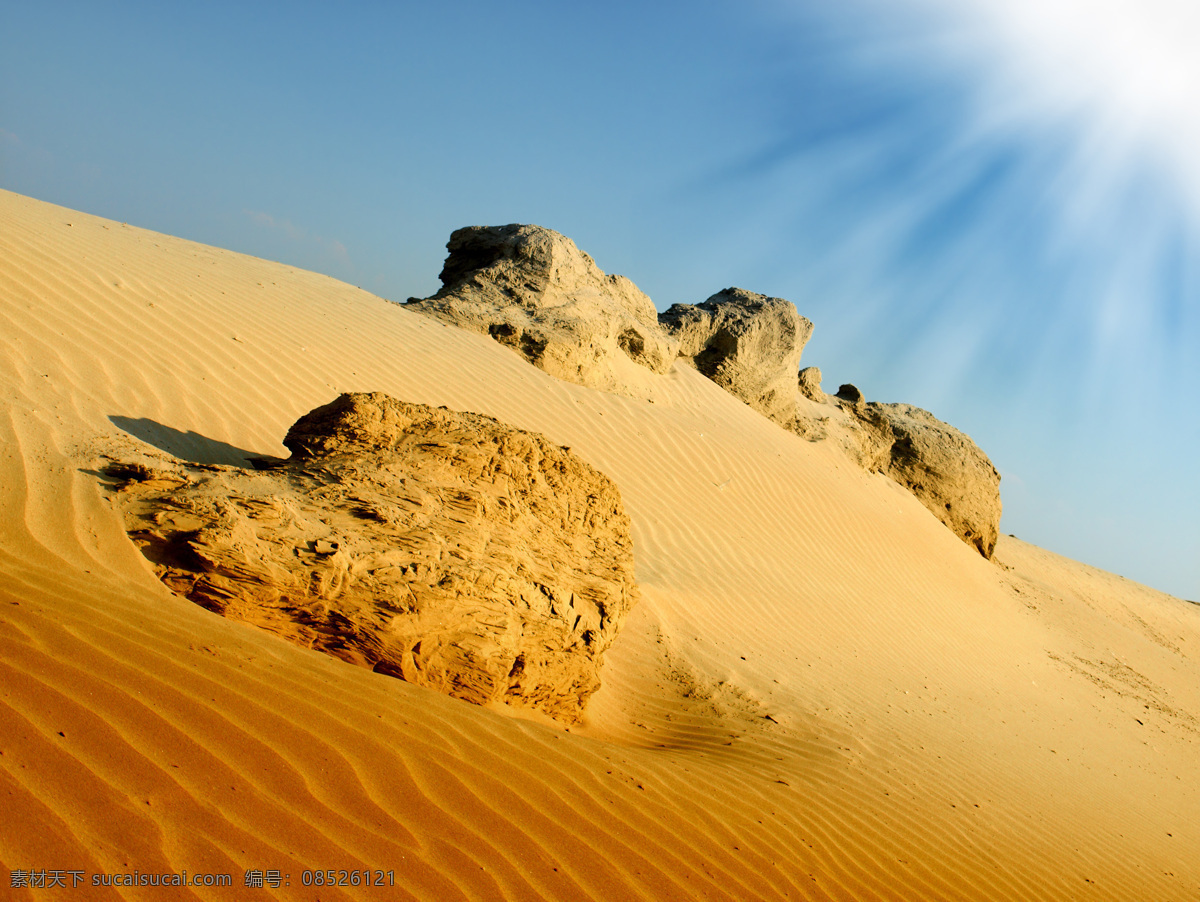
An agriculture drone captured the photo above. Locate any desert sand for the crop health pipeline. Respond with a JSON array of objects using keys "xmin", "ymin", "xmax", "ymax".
[{"xmin": 1, "ymin": 187, "xmax": 1197, "ymax": 900}]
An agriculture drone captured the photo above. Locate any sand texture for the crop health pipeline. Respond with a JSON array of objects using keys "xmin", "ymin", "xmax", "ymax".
[{"xmin": 1, "ymin": 188, "xmax": 1198, "ymax": 900}]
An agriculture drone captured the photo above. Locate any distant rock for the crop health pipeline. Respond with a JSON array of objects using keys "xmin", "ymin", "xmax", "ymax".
[
  {"xmin": 109, "ymin": 392, "xmax": 640, "ymax": 723},
  {"xmin": 808, "ymin": 383, "xmax": 1001, "ymax": 557},
  {"xmin": 835, "ymin": 383, "xmax": 865, "ymax": 405},
  {"xmin": 657, "ymin": 287, "xmax": 1000, "ymax": 556},
  {"xmin": 659, "ymin": 288, "xmax": 814, "ymax": 428},
  {"xmin": 798, "ymin": 366, "xmax": 825, "ymax": 402},
  {"xmin": 867, "ymin": 402, "xmax": 1002, "ymax": 558},
  {"xmin": 405, "ymin": 225, "xmax": 678, "ymax": 393}
]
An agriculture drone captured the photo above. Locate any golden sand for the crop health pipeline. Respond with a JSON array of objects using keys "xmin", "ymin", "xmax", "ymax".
[{"xmin": 1, "ymin": 188, "xmax": 1197, "ymax": 899}]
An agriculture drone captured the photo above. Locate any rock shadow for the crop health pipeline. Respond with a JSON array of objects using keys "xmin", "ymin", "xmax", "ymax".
[{"xmin": 109, "ymin": 416, "xmax": 267, "ymax": 467}]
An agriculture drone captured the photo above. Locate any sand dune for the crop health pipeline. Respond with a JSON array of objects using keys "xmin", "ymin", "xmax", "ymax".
[{"xmin": 1, "ymin": 187, "xmax": 1197, "ymax": 900}]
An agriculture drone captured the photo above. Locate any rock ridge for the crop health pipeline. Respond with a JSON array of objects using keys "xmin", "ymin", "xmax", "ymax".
[
  {"xmin": 404, "ymin": 223, "xmax": 1001, "ymax": 558},
  {"xmin": 796, "ymin": 373, "xmax": 1002, "ymax": 558}
]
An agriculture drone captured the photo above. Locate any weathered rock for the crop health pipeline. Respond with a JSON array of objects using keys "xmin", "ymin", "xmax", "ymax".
[
  {"xmin": 108, "ymin": 392, "xmax": 639, "ymax": 723},
  {"xmin": 798, "ymin": 366, "xmax": 825, "ymax": 402},
  {"xmin": 657, "ymin": 286, "xmax": 1000, "ymax": 556},
  {"xmin": 806, "ymin": 384, "xmax": 1001, "ymax": 556},
  {"xmin": 823, "ymin": 392, "xmax": 896, "ymax": 470},
  {"xmin": 835, "ymin": 383, "xmax": 865, "ymax": 405},
  {"xmin": 867, "ymin": 402, "xmax": 1002, "ymax": 558},
  {"xmin": 404, "ymin": 225, "xmax": 678, "ymax": 393},
  {"xmin": 659, "ymin": 288, "xmax": 814, "ymax": 427}
]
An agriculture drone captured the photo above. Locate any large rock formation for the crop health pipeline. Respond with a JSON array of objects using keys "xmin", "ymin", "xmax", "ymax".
[
  {"xmin": 659, "ymin": 288, "xmax": 815, "ymax": 428},
  {"xmin": 107, "ymin": 392, "xmax": 639, "ymax": 723},
  {"xmin": 404, "ymin": 225, "xmax": 678, "ymax": 393}
]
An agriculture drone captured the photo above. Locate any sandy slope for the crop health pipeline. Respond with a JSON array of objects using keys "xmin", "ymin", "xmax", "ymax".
[{"xmin": 1, "ymin": 188, "xmax": 1197, "ymax": 900}]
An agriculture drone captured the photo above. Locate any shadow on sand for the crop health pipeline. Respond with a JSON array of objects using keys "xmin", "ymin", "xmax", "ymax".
[{"xmin": 108, "ymin": 415, "xmax": 272, "ymax": 467}]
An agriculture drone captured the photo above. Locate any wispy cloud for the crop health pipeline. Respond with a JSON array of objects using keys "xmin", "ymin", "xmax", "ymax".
[
  {"xmin": 246, "ymin": 209, "xmax": 305, "ymax": 241},
  {"xmin": 736, "ymin": 0, "xmax": 1200, "ymax": 416},
  {"xmin": 328, "ymin": 239, "xmax": 350, "ymax": 267},
  {"xmin": 244, "ymin": 209, "xmax": 352, "ymax": 269},
  {"xmin": 929, "ymin": 0, "xmax": 1200, "ymax": 202},
  {"xmin": 726, "ymin": 0, "xmax": 1200, "ymax": 595}
]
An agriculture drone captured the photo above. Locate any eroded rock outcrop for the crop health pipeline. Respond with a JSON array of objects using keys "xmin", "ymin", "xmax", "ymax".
[
  {"xmin": 798, "ymin": 366, "xmax": 826, "ymax": 402},
  {"xmin": 404, "ymin": 225, "xmax": 678, "ymax": 393},
  {"xmin": 107, "ymin": 392, "xmax": 639, "ymax": 723},
  {"xmin": 797, "ymin": 369, "xmax": 1002, "ymax": 557},
  {"xmin": 869, "ymin": 402, "xmax": 1002, "ymax": 558},
  {"xmin": 655, "ymin": 286, "xmax": 1001, "ymax": 557},
  {"xmin": 659, "ymin": 288, "xmax": 815, "ymax": 428}
]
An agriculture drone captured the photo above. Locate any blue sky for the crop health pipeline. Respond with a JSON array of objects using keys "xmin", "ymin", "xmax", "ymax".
[{"xmin": 3, "ymin": 0, "xmax": 1197, "ymax": 599}]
